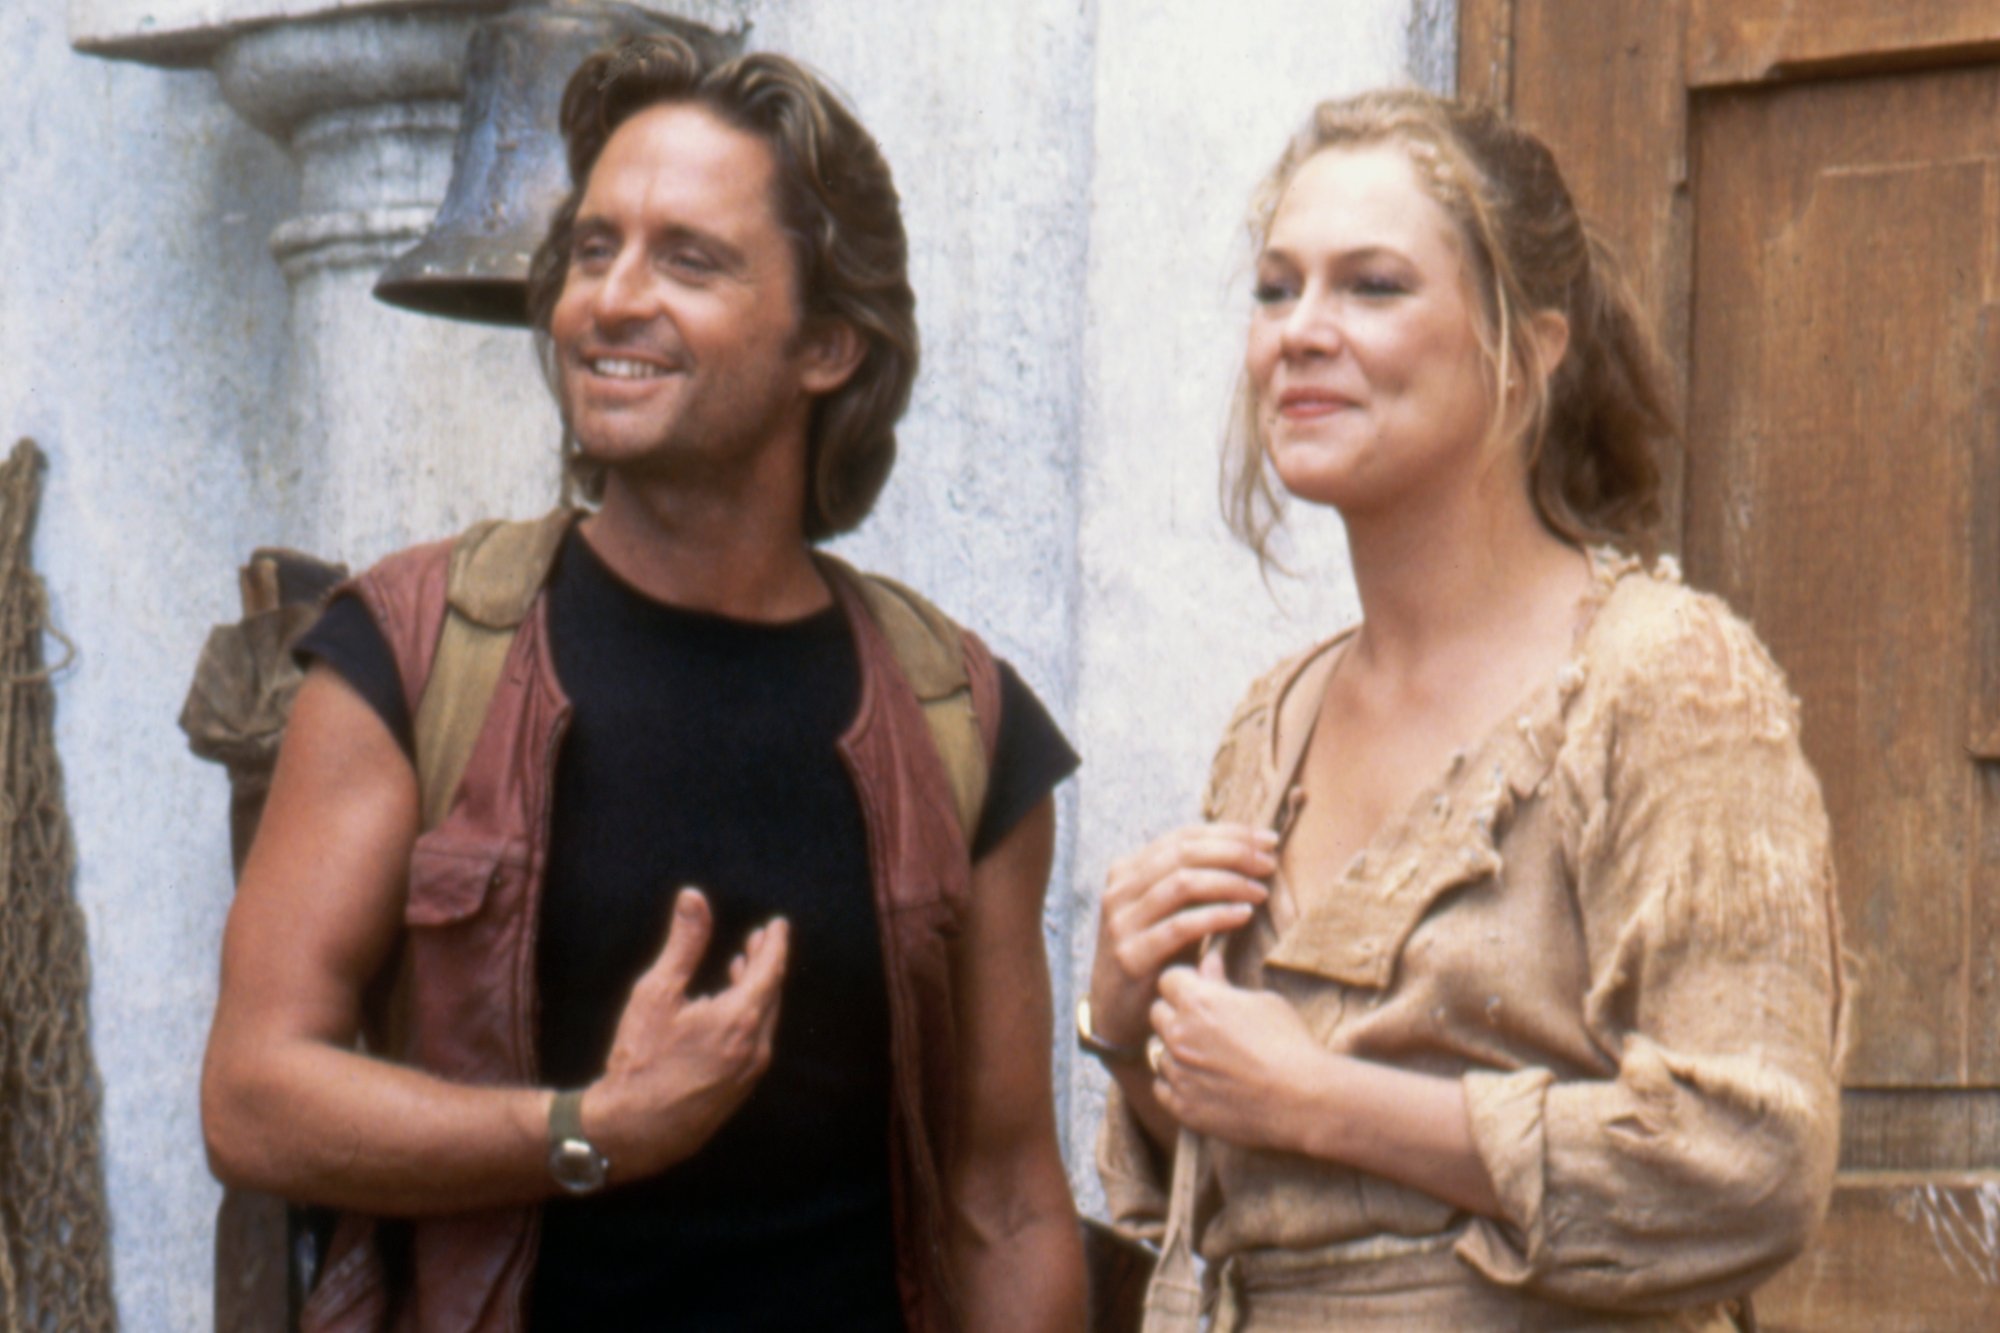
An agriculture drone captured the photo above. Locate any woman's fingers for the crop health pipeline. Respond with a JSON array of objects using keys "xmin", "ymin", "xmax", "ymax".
[
  {"xmin": 1104, "ymin": 855, "xmax": 1271, "ymax": 957},
  {"xmin": 1115, "ymin": 901, "xmax": 1254, "ymax": 981},
  {"xmin": 1091, "ymin": 824, "xmax": 1277, "ymax": 1053},
  {"xmin": 1105, "ymin": 824, "xmax": 1277, "ymax": 908},
  {"xmin": 1128, "ymin": 866, "xmax": 1269, "ymax": 927},
  {"xmin": 1149, "ymin": 994, "xmax": 1176, "ymax": 1042}
]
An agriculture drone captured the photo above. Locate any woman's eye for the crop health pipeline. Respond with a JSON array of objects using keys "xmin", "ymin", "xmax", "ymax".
[
  {"xmin": 1253, "ymin": 281, "xmax": 1295, "ymax": 305},
  {"xmin": 1353, "ymin": 275, "xmax": 1408, "ymax": 298}
]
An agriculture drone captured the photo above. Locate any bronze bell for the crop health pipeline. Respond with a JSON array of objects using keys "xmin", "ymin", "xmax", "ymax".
[{"xmin": 373, "ymin": 3, "xmax": 738, "ymax": 326}]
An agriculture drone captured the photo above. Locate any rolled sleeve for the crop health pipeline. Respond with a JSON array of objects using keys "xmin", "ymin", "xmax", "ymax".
[
  {"xmin": 1096, "ymin": 1085, "xmax": 1171, "ymax": 1244},
  {"xmin": 1459, "ymin": 596, "xmax": 1843, "ymax": 1310},
  {"xmin": 1456, "ymin": 1066, "xmax": 1552, "ymax": 1285}
]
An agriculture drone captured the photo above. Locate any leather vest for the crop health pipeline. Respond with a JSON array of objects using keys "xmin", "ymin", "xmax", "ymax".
[{"xmin": 300, "ymin": 533, "xmax": 999, "ymax": 1333}]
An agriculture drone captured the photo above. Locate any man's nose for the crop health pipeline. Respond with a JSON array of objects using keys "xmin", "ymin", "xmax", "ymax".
[{"xmin": 592, "ymin": 249, "xmax": 654, "ymax": 327}]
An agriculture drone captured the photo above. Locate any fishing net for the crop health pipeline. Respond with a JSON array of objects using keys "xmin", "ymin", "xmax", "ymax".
[{"xmin": 0, "ymin": 439, "xmax": 115, "ymax": 1330}]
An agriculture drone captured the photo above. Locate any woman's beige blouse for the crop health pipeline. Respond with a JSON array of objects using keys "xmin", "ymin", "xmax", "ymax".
[{"xmin": 1099, "ymin": 554, "xmax": 1846, "ymax": 1315}]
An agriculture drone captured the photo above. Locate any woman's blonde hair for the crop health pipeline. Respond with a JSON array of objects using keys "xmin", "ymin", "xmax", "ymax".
[{"xmin": 1224, "ymin": 89, "xmax": 1675, "ymax": 564}]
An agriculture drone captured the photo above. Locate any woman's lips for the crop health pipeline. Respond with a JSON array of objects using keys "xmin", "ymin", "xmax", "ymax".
[{"xmin": 1277, "ymin": 388, "xmax": 1358, "ymax": 418}]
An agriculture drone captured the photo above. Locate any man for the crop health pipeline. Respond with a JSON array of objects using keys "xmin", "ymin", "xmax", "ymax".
[{"xmin": 202, "ymin": 35, "xmax": 1086, "ymax": 1332}]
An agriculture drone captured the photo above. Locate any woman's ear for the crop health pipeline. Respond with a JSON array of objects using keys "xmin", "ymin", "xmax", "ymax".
[
  {"xmin": 799, "ymin": 319, "xmax": 866, "ymax": 395},
  {"xmin": 1529, "ymin": 308, "xmax": 1571, "ymax": 381}
]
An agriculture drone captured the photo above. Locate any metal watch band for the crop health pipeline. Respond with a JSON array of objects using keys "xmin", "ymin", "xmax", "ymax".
[
  {"xmin": 1075, "ymin": 997, "xmax": 1147, "ymax": 1065},
  {"xmin": 547, "ymin": 1088, "xmax": 609, "ymax": 1195}
]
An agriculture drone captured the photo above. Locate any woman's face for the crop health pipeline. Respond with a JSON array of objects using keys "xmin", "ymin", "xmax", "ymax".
[{"xmin": 1246, "ymin": 142, "xmax": 1499, "ymax": 519}]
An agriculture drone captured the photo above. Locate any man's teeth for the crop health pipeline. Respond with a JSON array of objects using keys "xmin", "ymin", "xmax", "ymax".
[{"xmin": 591, "ymin": 358, "xmax": 667, "ymax": 380}]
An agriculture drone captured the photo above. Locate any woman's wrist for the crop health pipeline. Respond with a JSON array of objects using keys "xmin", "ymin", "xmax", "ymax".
[
  {"xmin": 1081, "ymin": 972, "xmax": 1151, "ymax": 1049},
  {"xmin": 1280, "ymin": 1054, "xmax": 1500, "ymax": 1216},
  {"xmin": 1075, "ymin": 996, "xmax": 1148, "ymax": 1066},
  {"xmin": 1282, "ymin": 1047, "xmax": 1370, "ymax": 1161}
]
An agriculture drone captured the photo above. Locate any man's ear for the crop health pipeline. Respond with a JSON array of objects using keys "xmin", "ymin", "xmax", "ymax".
[{"xmin": 799, "ymin": 319, "xmax": 865, "ymax": 395}]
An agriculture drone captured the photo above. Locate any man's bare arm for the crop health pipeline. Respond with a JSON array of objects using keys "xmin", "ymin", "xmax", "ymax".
[
  {"xmin": 946, "ymin": 797, "xmax": 1087, "ymax": 1331},
  {"xmin": 200, "ymin": 665, "xmax": 785, "ymax": 1214}
]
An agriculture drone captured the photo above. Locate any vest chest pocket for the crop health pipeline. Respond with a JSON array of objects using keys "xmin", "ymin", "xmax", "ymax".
[
  {"xmin": 405, "ymin": 835, "xmax": 528, "ymax": 927},
  {"xmin": 399, "ymin": 833, "xmax": 534, "ymax": 1079},
  {"xmin": 883, "ymin": 871, "xmax": 970, "ymax": 942}
]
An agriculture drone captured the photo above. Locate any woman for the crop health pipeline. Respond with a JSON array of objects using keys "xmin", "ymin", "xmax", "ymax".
[{"xmin": 1085, "ymin": 90, "xmax": 1845, "ymax": 1331}]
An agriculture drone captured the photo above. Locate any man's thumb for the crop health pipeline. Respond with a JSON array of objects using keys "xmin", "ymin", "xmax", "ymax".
[{"xmin": 647, "ymin": 886, "xmax": 713, "ymax": 993}]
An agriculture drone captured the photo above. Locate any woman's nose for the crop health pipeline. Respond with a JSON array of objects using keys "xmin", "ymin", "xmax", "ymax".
[{"xmin": 1279, "ymin": 289, "xmax": 1342, "ymax": 359}]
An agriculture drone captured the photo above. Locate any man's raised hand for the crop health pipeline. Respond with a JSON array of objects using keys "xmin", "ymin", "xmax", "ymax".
[{"xmin": 579, "ymin": 887, "xmax": 789, "ymax": 1183}]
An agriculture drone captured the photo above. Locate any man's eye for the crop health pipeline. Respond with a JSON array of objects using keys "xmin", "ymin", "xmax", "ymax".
[
  {"xmin": 668, "ymin": 249, "xmax": 717, "ymax": 276},
  {"xmin": 571, "ymin": 239, "xmax": 614, "ymax": 267}
]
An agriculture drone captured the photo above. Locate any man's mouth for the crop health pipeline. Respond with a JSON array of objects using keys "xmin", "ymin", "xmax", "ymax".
[{"xmin": 586, "ymin": 356, "xmax": 673, "ymax": 381}]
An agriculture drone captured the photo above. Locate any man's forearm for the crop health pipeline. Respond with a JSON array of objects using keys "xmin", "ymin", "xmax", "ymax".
[{"xmin": 203, "ymin": 1037, "xmax": 557, "ymax": 1216}]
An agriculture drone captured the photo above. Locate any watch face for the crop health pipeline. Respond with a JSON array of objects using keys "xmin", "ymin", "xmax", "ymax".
[{"xmin": 550, "ymin": 1138, "xmax": 607, "ymax": 1194}]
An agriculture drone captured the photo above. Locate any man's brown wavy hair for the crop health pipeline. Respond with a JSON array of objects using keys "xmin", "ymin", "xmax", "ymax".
[{"xmin": 528, "ymin": 35, "xmax": 918, "ymax": 541}]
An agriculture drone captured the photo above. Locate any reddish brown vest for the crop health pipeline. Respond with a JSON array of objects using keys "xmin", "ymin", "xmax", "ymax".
[{"xmin": 300, "ymin": 534, "xmax": 999, "ymax": 1333}]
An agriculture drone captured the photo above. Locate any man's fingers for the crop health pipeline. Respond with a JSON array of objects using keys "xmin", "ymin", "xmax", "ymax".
[
  {"xmin": 644, "ymin": 886, "xmax": 714, "ymax": 995},
  {"xmin": 734, "ymin": 917, "xmax": 790, "ymax": 1009},
  {"xmin": 738, "ymin": 921, "xmax": 789, "ymax": 1052}
]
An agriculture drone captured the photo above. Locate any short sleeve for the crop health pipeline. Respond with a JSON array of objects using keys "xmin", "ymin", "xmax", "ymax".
[
  {"xmin": 1456, "ymin": 591, "xmax": 1844, "ymax": 1309},
  {"xmin": 293, "ymin": 593, "xmax": 415, "ymax": 758},
  {"xmin": 970, "ymin": 660, "xmax": 1079, "ymax": 861}
]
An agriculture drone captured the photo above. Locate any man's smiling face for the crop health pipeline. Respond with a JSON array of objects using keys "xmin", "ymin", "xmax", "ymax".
[{"xmin": 550, "ymin": 101, "xmax": 832, "ymax": 489}]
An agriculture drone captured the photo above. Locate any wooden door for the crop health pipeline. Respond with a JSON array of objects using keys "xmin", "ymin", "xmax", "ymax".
[{"xmin": 1462, "ymin": 3, "xmax": 2000, "ymax": 1327}]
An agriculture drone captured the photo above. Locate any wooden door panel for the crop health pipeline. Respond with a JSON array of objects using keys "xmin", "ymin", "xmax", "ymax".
[
  {"xmin": 1690, "ymin": 0, "xmax": 2000, "ymax": 89},
  {"xmin": 1687, "ymin": 76, "xmax": 1993, "ymax": 1086},
  {"xmin": 1691, "ymin": 67, "xmax": 2000, "ymax": 1090}
]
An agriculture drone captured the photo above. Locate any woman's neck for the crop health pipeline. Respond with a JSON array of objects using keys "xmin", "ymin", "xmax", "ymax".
[{"xmin": 1340, "ymin": 478, "xmax": 1584, "ymax": 681}]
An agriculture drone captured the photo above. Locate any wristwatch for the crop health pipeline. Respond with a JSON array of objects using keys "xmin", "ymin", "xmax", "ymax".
[
  {"xmin": 1075, "ymin": 997, "xmax": 1146, "ymax": 1066},
  {"xmin": 547, "ymin": 1089, "xmax": 610, "ymax": 1195}
]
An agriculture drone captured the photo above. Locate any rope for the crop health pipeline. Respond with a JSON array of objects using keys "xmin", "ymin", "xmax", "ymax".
[{"xmin": 0, "ymin": 440, "xmax": 115, "ymax": 1330}]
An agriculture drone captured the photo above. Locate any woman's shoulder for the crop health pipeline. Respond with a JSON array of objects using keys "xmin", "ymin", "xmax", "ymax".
[
  {"xmin": 1200, "ymin": 630, "xmax": 1353, "ymax": 821},
  {"xmin": 1581, "ymin": 551, "xmax": 1802, "ymax": 744}
]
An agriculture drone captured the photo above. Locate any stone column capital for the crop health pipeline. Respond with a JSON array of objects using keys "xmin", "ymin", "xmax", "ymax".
[
  {"xmin": 70, "ymin": 1, "xmax": 500, "ymax": 67},
  {"xmin": 71, "ymin": 3, "xmax": 753, "ymax": 280},
  {"xmin": 70, "ymin": 0, "xmax": 749, "ymax": 68}
]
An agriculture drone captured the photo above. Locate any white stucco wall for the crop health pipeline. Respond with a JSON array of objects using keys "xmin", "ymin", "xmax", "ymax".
[
  {"xmin": 11, "ymin": 0, "xmax": 1446, "ymax": 1321},
  {"xmin": 3, "ymin": 5, "xmax": 292, "ymax": 1323}
]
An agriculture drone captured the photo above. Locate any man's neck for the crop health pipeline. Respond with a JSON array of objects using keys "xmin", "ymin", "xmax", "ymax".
[{"xmin": 579, "ymin": 470, "xmax": 832, "ymax": 623}]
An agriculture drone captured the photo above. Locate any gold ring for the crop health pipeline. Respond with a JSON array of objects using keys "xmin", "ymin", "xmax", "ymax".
[{"xmin": 1146, "ymin": 1036, "xmax": 1167, "ymax": 1077}]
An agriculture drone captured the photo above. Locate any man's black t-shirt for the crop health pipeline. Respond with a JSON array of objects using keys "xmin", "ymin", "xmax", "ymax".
[{"xmin": 296, "ymin": 530, "xmax": 1078, "ymax": 1331}]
